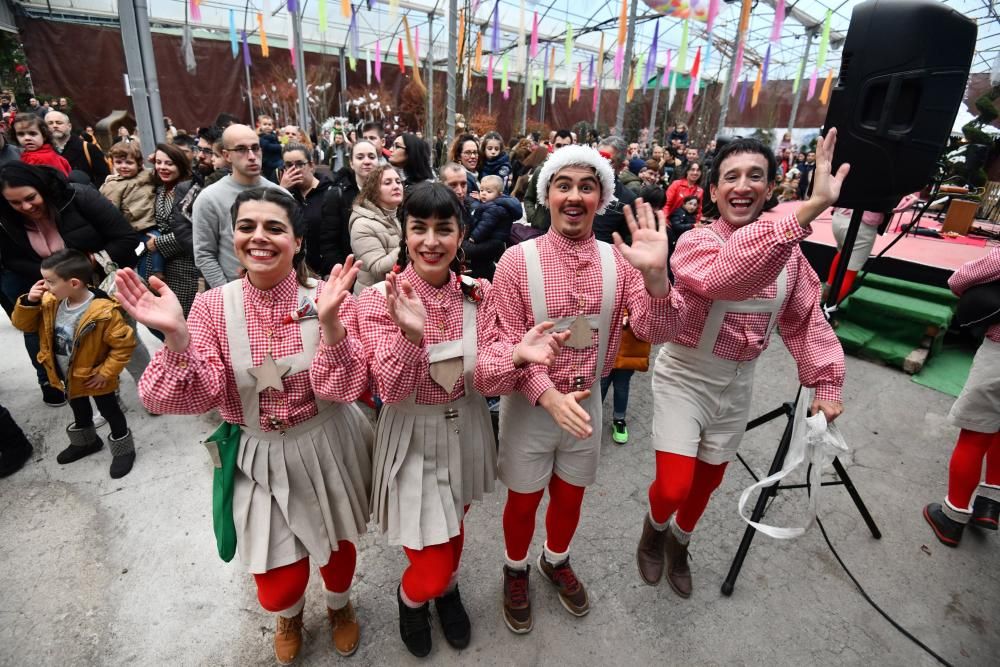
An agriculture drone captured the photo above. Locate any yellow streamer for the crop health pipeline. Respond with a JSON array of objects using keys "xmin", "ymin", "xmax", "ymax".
[
  {"xmin": 819, "ymin": 69, "xmax": 834, "ymax": 105},
  {"xmin": 626, "ymin": 60, "xmax": 635, "ymax": 102},
  {"xmin": 340, "ymin": 0, "xmax": 349, "ymax": 19},
  {"xmin": 617, "ymin": 0, "xmax": 628, "ymax": 46},
  {"xmin": 457, "ymin": 11, "xmax": 466, "ymax": 67},
  {"xmin": 402, "ymin": 16, "xmax": 425, "ymax": 91},
  {"xmin": 257, "ymin": 13, "xmax": 269, "ymax": 58},
  {"xmin": 474, "ymin": 31, "xmax": 483, "ymax": 72},
  {"xmin": 596, "ymin": 33, "xmax": 604, "ymax": 77},
  {"xmin": 751, "ymin": 66, "xmax": 762, "ymax": 107},
  {"xmin": 739, "ymin": 0, "xmax": 752, "ymax": 34},
  {"xmin": 549, "ymin": 46, "xmax": 556, "ymax": 79}
]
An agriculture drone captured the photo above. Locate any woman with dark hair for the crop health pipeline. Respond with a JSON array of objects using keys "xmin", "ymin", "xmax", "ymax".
[
  {"xmin": 664, "ymin": 160, "xmax": 704, "ymax": 221},
  {"xmin": 357, "ymin": 182, "xmax": 557, "ymax": 657},
  {"xmin": 0, "ymin": 162, "xmax": 139, "ymax": 406},
  {"xmin": 117, "ymin": 187, "xmax": 374, "ymax": 664},
  {"xmin": 320, "ymin": 140, "xmax": 381, "ymax": 277},
  {"xmin": 389, "ymin": 132, "xmax": 434, "ymax": 190},
  {"xmin": 448, "ymin": 133, "xmax": 481, "ymax": 197},
  {"xmin": 349, "ymin": 164, "xmax": 404, "ymax": 294}
]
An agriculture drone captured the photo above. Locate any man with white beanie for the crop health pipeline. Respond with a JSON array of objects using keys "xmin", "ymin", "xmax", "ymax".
[{"xmin": 475, "ymin": 145, "xmax": 685, "ymax": 634}]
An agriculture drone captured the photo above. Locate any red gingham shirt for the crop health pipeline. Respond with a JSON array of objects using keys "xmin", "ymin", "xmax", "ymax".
[
  {"xmin": 671, "ymin": 214, "xmax": 845, "ymax": 403},
  {"xmin": 949, "ymin": 246, "xmax": 1000, "ymax": 343},
  {"xmin": 356, "ymin": 265, "xmax": 495, "ymax": 405},
  {"xmin": 474, "ymin": 231, "xmax": 685, "ymax": 405},
  {"xmin": 138, "ymin": 271, "xmax": 369, "ymax": 430}
]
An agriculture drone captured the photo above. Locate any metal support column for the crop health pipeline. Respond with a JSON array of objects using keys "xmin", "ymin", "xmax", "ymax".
[
  {"xmin": 717, "ymin": 13, "xmax": 750, "ymax": 138},
  {"xmin": 521, "ymin": 53, "xmax": 530, "ymax": 135},
  {"xmin": 119, "ymin": 0, "xmax": 166, "ymax": 151},
  {"xmin": 245, "ymin": 63, "xmax": 254, "ymax": 123},
  {"xmin": 446, "ymin": 0, "xmax": 458, "ymax": 143},
  {"xmin": 646, "ymin": 67, "xmax": 662, "ymax": 148},
  {"xmin": 426, "ymin": 11, "xmax": 435, "ymax": 139},
  {"xmin": 339, "ymin": 47, "xmax": 348, "ymax": 118},
  {"xmin": 613, "ymin": 0, "xmax": 638, "ymax": 136},
  {"xmin": 291, "ymin": 7, "xmax": 310, "ymax": 133}
]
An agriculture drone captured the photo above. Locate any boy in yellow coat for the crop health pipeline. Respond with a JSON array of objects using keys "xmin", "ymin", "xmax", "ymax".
[{"xmin": 12, "ymin": 248, "xmax": 137, "ymax": 477}]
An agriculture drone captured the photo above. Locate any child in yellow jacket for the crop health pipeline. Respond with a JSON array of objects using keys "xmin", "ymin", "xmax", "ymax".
[{"xmin": 11, "ymin": 249, "xmax": 138, "ymax": 478}]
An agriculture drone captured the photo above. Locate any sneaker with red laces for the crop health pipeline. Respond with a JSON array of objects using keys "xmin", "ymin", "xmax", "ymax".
[
  {"xmin": 501, "ymin": 565, "xmax": 533, "ymax": 634},
  {"xmin": 537, "ymin": 553, "xmax": 590, "ymax": 617}
]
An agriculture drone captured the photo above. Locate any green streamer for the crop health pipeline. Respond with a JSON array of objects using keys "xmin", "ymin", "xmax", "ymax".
[
  {"xmin": 677, "ymin": 19, "xmax": 689, "ymax": 72},
  {"xmin": 817, "ymin": 10, "xmax": 832, "ymax": 68},
  {"xmin": 502, "ymin": 52, "xmax": 509, "ymax": 90},
  {"xmin": 565, "ymin": 23, "xmax": 574, "ymax": 65}
]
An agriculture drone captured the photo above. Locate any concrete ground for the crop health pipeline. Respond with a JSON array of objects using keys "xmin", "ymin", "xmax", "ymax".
[{"xmin": 1, "ymin": 321, "xmax": 997, "ymax": 667}]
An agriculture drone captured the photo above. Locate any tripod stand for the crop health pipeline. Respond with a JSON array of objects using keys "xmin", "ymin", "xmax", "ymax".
[{"xmin": 721, "ymin": 208, "xmax": 882, "ymax": 596}]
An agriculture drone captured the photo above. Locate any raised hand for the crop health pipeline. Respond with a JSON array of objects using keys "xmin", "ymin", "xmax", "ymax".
[
  {"xmin": 538, "ymin": 387, "xmax": 593, "ymax": 439},
  {"xmin": 385, "ymin": 272, "xmax": 426, "ymax": 344},
  {"xmin": 513, "ymin": 321, "xmax": 571, "ymax": 367},
  {"xmin": 615, "ymin": 198, "xmax": 672, "ymax": 297},
  {"xmin": 114, "ymin": 268, "xmax": 189, "ymax": 351},
  {"xmin": 317, "ymin": 255, "xmax": 361, "ymax": 344}
]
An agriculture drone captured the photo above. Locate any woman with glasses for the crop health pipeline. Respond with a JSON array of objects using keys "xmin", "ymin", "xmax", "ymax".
[
  {"xmin": 388, "ymin": 133, "xmax": 434, "ymax": 192},
  {"xmin": 349, "ymin": 164, "xmax": 404, "ymax": 294},
  {"xmin": 448, "ymin": 133, "xmax": 481, "ymax": 199},
  {"xmin": 280, "ymin": 143, "xmax": 336, "ymax": 279}
]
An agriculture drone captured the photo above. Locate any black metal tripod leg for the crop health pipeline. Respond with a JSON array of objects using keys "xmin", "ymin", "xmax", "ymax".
[
  {"xmin": 721, "ymin": 414, "xmax": 797, "ymax": 596},
  {"xmin": 831, "ymin": 457, "xmax": 882, "ymax": 539}
]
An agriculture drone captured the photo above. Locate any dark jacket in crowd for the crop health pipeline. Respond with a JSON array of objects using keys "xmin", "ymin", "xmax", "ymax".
[
  {"xmin": 479, "ymin": 153, "xmax": 512, "ymax": 188},
  {"xmin": 0, "ymin": 141, "xmax": 20, "ymax": 168},
  {"xmin": 460, "ymin": 196, "xmax": 503, "ymax": 281},
  {"xmin": 796, "ymin": 160, "xmax": 816, "ymax": 200},
  {"xmin": 293, "ymin": 173, "xmax": 335, "ymax": 278},
  {"xmin": 59, "ymin": 135, "xmax": 110, "ymax": 187},
  {"xmin": 259, "ymin": 131, "xmax": 283, "ymax": 184},
  {"xmin": 0, "ymin": 183, "xmax": 139, "ymax": 280},
  {"xmin": 592, "ymin": 179, "xmax": 637, "ymax": 245},
  {"xmin": 318, "ymin": 167, "xmax": 361, "ymax": 276},
  {"xmin": 668, "ymin": 206, "xmax": 698, "ymax": 240}
]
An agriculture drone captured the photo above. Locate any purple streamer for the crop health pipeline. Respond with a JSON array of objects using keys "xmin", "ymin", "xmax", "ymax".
[
  {"xmin": 762, "ymin": 44, "xmax": 771, "ymax": 85},
  {"xmin": 349, "ymin": 9, "xmax": 359, "ymax": 60},
  {"xmin": 367, "ymin": 0, "xmax": 374, "ymax": 9},
  {"xmin": 588, "ymin": 55, "xmax": 594, "ymax": 86},
  {"xmin": 543, "ymin": 47, "xmax": 549, "ymax": 81},
  {"xmin": 241, "ymin": 30, "xmax": 250, "ymax": 67},
  {"xmin": 491, "ymin": 1, "xmax": 500, "ymax": 53},
  {"xmin": 287, "ymin": 0, "xmax": 297, "ymax": 14},
  {"xmin": 738, "ymin": 77, "xmax": 748, "ymax": 112},
  {"xmin": 645, "ymin": 22, "xmax": 659, "ymax": 87}
]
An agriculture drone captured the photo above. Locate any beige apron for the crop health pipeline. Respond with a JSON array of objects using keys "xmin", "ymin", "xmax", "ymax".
[
  {"xmin": 497, "ymin": 238, "xmax": 616, "ymax": 492},
  {"xmin": 651, "ymin": 240, "xmax": 788, "ymax": 465},
  {"xmin": 948, "ymin": 338, "xmax": 1000, "ymax": 432},
  {"xmin": 223, "ymin": 279, "xmax": 373, "ymax": 574},
  {"xmin": 370, "ymin": 284, "xmax": 496, "ymax": 550}
]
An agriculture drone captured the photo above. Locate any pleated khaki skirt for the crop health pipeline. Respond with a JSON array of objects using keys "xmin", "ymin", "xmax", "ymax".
[
  {"xmin": 371, "ymin": 394, "xmax": 497, "ymax": 550},
  {"xmin": 233, "ymin": 402, "xmax": 374, "ymax": 574},
  {"xmin": 948, "ymin": 338, "xmax": 1000, "ymax": 433}
]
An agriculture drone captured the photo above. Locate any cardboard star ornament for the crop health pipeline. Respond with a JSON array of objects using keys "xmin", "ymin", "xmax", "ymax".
[{"xmin": 248, "ymin": 354, "xmax": 291, "ymax": 393}]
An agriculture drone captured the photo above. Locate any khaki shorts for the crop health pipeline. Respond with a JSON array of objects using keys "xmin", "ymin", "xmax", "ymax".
[
  {"xmin": 497, "ymin": 389, "xmax": 604, "ymax": 492},
  {"xmin": 651, "ymin": 344, "xmax": 757, "ymax": 466},
  {"xmin": 949, "ymin": 339, "xmax": 1000, "ymax": 433}
]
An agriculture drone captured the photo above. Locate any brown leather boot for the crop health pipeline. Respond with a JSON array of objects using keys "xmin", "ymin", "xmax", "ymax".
[
  {"xmin": 274, "ymin": 610, "xmax": 304, "ymax": 664},
  {"xmin": 636, "ymin": 515, "xmax": 668, "ymax": 585},
  {"xmin": 327, "ymin": 601, "xmax": 360, "ymax": 657},
  {"xmin": 664, "ymin": 529, "xmax": 692, "ymax": 599}
]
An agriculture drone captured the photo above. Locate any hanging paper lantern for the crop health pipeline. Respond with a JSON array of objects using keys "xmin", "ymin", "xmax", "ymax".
[{"xmin": 643, "ymin": 0, "xmax": 712, "ymax": 22}]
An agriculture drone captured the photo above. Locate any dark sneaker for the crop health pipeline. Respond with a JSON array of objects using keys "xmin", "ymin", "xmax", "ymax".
[
  {"xmin": 611, "ymin": 419, "xmax": 629, "ymax": 445},
  {"xmin": 0, "ymin": 443, "xmax": 32, "ymax": 478},
  {"xmin": 664, "ymin": 529, "xmax": 692, "ymax": 598},
  {"xmin": 435, "ymin": 586, "xmax": 471, "ymax": 649},
  {"xmin": 41, "ymin": 383, "xmax": 66, "ymax": 407},
  {"xmin": 501, "ymin": 565, "xmax": 532, "ymax": 634},
  {"xmin": 923, "ymin": 503, "xmax": 965, "ymax": 547},
  {"xmin": 397, "ymin": 586, "xmax": 431, "ymax": 657},
  {"xmin": 971, "ymin": 496, "xmax": 999, "ymax": 531},
  {"xmin": 537, "ymin": 554, "xmax": 589, "ymax": 617}
]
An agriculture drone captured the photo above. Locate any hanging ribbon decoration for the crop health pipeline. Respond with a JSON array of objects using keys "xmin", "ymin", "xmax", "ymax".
[
  {"xmin": 339, "ymin": 0, "xmax": 349, "ymax": 19},
  {"xmin": 190, "ymin": 0, "xmax": 201, "ymax": 22},
  {"xmin": 677, "ymin": 19, "xmax": 689, "ymax": 73},
  {"xmin": 565, "ymin": 23, "xmax": 574, "ymax": 66},
  {"xmin": 402, "ymin": 16, "xmax": 425, "ymax": 89},
  {"xmin": 457, "ymin": 11, "xmax": 466, "ymax": 68},
  {"xmin": 549, "ymin": 46, "xmax": 556, "ymax": 80},
  {"xmin": 389, "ymin": 0, "xmax": 398, "ymax": 21},
  {"xmin": 349, "ymin": 8, "xmax": 359, "ymax": 71},
  {"xmin": 366, "ymin": 47, "xmax": 371, "ymax": 85},
  {"xmin": 738, "ymin": 77, "xmax": 749, "ymax": 112},
  {"xmin": 817, "ymin": 9, "xmax": 832, "ymax": 68},
  {"xmin": 287, "ymin": 10, "xmax": 296, "ymax": 69},
  {"xmin": 625, "ymin": 59, "xmax": 636, "ymax": 103},
  {"xmin": 684, "ymin": 46, "xmax": 700, "ymax": 113},
  {"xmin": 257, "ymin": 13, "xmax": 269, "ymax": 58},
  {"xmin": 501, "ymin": 52, "xmax": 510, "ymax": 99},
  {"xmin": 517, "ymin": 0, "xmax": 526, "ymax": 71},
  {"xmin": 487, "ymin": 54, "xmax": 494, "ymax": 94},
  {"xmin": 474, "ymin": 31, "xmax": 483, "ymax": 72},
  {"xmin": 615, "ymin": 0, "xmax": 627, "ymax": 79},
  {"xmin": 491, "ymin": 1, "xmax": 500, "ymax": 53},
  {"xmin": 241, "ymin": 30, "xmax": 250, "ymax": 67},
  {"xmin": 375, "ymin": 39, "xmax": 382, "ymax": 82},
  {"xmin": 529, "ymin": 11, "xmax": 539, "ymax": 59},
  {"xmin": 317, "ymin": 0, "xmax": 326, "ymax": 31},
  {"xmin": 644, "ymin": 21, "xmax": 659, "ymax": 91},
  {"xmin": 667, "ymin": 70, "xmax": 676, "ymax": 111},
  {"xmin": 819, "ymin": 69, "xmax": 834, "ymax": 105},
  {"xmin": 574, "ymin": 62, "xmax": 582, "ymax": 105},
  {"xmin": 751, "ymin": 66, "xmax": 762, "ymax": 107},
  {"xmin": 770, "ymin": 0, "xmax": 785, "ymax": 42},
  {"xmin": 762, "ymin": 44, "xmax": 771, "ymax": 84},
  {"xmin": 588, "ymin": 54, "xmax": 594, "ymax": 87},
  {"xmin": 706, "ymin": 0, "xmax": 720, "ymax": 34},
  {"xmin": 398, "ymin": 38, "xmax": 405, "ymax": 75},
  {"xmin": 415, "ymin": 27, "xmax": 420, "ymax": 61},
  {"xmin": 807, "ymin": 66, "xmax": 819, "ymax": 100},
  {"xmin": 662, "ymin": 48, "xmax": 671, "ymax": 87},
  {"xmin": 228, "ymin": 9, "xmax": 238, "ymax": 58},
  {"xmin": 287, "ymin": 0, "xmax": 297, "ymax": 13},
  {"xmin": 730, "ymin": 38, "xmax": 745, "ymax": 97}
]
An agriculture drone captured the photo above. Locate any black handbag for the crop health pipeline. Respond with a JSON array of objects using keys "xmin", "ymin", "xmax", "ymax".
[{"xmin": 955, "ymin": 279, "xmax": 1000, "ymax": 329}]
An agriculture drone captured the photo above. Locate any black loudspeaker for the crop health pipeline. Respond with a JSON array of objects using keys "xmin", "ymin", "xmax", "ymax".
[{"xmin": 824, "ymin": 0, "xmax": 977, "ymax": 211}]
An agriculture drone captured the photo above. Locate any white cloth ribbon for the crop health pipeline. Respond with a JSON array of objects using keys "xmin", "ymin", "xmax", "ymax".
[{"xmin": 737, "ymin": 388, "xmax": 849, "ymax": 539}]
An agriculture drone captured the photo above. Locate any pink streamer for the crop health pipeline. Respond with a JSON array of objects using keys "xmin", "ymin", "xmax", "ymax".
[
  {"xmin": 706, "ymin": 0, "xmax": 720, "ymax": 34},
  {"xmin": 730, "ymin": 40, "xmax": 745, "ymax": 97},
  {"xmin": 190, "ymin": 0, "xmax": 201, "ymax": 22},
  {"xmin": 770, "ymin": 0, "xmax": 785, "ymax": 42},
  {"xmin": 614, "ymin": 45, "xmax": 624, "ymax": 80},
  {"xmin": 685, "ymin": 79, "xmax": 696, "ymax": 113},
  {"xmin": 487, "ymin": 55, "xmax": 494, "ymax": 94},
  {"xmin": 807, "ymin": 66, "xmax": 819, "ymax": 100},
  {"xmin": 592, "ymin": 82, "xmax": 600, "ymax": 113},
  {"xmin": 530, "ymin": 12, "xmax": 539, "ymax": 58},
  {"xmin": 375, "ymin": 39, "xmax": 382, "ymax": 82}
]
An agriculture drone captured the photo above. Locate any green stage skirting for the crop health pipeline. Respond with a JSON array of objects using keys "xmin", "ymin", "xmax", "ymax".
[{"xmin": 911, "ymin": 345, "xmax": 975, "ymax": 397}]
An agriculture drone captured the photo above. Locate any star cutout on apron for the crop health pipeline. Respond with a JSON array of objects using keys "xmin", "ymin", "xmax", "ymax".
[
  {"xmin": 248, "ymin": 354, "xmax": 292, "ymax": 393},
  {"xmin": 564, "ymin": 315, "xmax": 594, "ymax": 350},
  {"xmin": 429, "ymin": 357, "xmax": 464, "ymax": 393}
]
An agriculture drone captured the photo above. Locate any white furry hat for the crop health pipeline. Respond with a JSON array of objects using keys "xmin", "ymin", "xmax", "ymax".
[{"xmin": 536, "ymin": 145, "xmax": 618, "ymax": 215}]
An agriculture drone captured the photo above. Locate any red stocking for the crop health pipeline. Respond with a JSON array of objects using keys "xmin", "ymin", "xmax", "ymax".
[
  {"xmin": 253, "ymin": 557, "xmax": 310, "ymax": 612},
  {"xmin": 544, "ymin": 475, "xmax": 586, "ymax": 553},
  {"xmin": 647, "ymin": 451, "xmax": 698, "ymax": 525},
  {"xmin": 503, "ymin": 488, "xmax": 545, "ymax": 561},
  {"xmin": 826, "ymin": 253, "xmax": 858, "ymax": 303},
  {"xmin": 947, "ymin": 429, "xmax": 995, "ymax": 510},
  {"xmin": 318, "ymin": 540, "xmax": 357, "ymax": 594},
  {"xmin": 674, "ymin": 460, "xmax": 729, "ymax": 533},
  {"xmin": 401, "ymin": 542, "xmax": 456, "ymax": 604},
  {"xmin": 986, "ymin": 433, "xmax": 1000, "ymax": 486}
]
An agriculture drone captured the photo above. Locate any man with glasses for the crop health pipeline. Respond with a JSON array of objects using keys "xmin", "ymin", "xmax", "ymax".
[
  {"xmin": 193, "ymin": 124, "xmax": 287, "ymax": 288},
  {"xmin": 193, "ymin": 126, "xmax": 222, "ymax": 187}
]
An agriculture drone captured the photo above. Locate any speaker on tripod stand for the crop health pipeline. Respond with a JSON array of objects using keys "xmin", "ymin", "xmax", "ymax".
[{"xmin": 722, "ymin": 0, "xmax": 977, "ymax": 596}]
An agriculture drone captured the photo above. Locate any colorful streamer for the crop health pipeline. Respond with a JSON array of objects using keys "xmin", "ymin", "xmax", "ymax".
[
  {"xmin": 190, "ymin": 0, "xmax": 201, "ymax": 23},
  {"xmin": 415, "ymin": 27, "xmax": 420, "ymax": 61},
  {"xmin": 592, "ymin": 82, "xmax": 600, "ymax": 114},
  {"xmin": 817, "ymin": 10, "xmax": 832, "ymax": 68},
  {"xmin": 706, "ymin": 0, "xmax": 720, "ymax": 34},
  {"xmin": 738, "ymin": 0, "xmax": 751, "ymax": 33},
  {"xmin": 565, "ymin": 23, "xmax": 574, "ymax": 65},
  {"xmin": 501, "ymin": 52, "xmax": 509, "ymax": 93},
  {"xmin": 241, "ymin": 30, "xmax": 250, "ymax": 67},
  {"xmin": 677, "ymin": 19, "xmax": 689, "ymax": 72},
  {"xmin": 667, "ymin": 70, "xmax": 676, "ymax": 111},
  {"xmin": 366, "ymin": 47, "xmax": 371, "ymax": 84},
  {"xmin": 819, "ymin": 69, "xmax": 834, "ymax": 105},
  {"xmin": 491, "ymin": 1, "xmax": 500, "ymax": 53},
  {"xmin": 738, "ymin": 77, "xmax": 748, "ymax": 112},
  {"xmin": 474, "ymin": 31, "xmax": 483, "ymax": 72},
  {"xmin": 588, "ymin": 54, "xmax": 594, "ymax": 87},
  {"xmin": 662, "ymin": 49, "xmax": 672, "ymax": 86},
  {"xmin": 389, "ymin": 0, "xmax": 398, "ymax": 21},
  {"xmin": 730, "ymin": 38, "xmax": 745, "ymax": 97},
  {"xmin": 615, "ymin": 0, "xmax": 627, "ymax": 79},
  {"xmin": 402, "ymin": 16, "xmax": 424, "ymax": 88},
  {"xmin": 487, "ymin": 54, "xmax": 494, "ymax": 94},
  {"xmin": 684, "ymin": 47, "xmax": 700, "ymax": 113},
  {"xmin": 530, "ymin": 12, "xmax": 539, "ymax": 58},
  {"xmin": 761, "ymin": 44, "xmax": 771, "ymax": 84},
  {"xmin": 317, "ymin": 0, "xmax": 326, "ymax": 31},
  {"xmin": 288, "ymin": 10, "xmax": 296, "ymax": 69},
  {"xmin": 574, "ymin": 62, "xmax": 582, "ymax": 103},
  {"xmin": 644, "ymin": 21, "xmax": 659, "ymax": 90},
  {"xmin": 457, "ymin": 11, "xmax": 466, "ymax": 65},
  {"xmin": 340, "ymin": 0, "xmax": 349, "ymax": 19},
  {"xmin": 807, "ymin": 66, "xmax": 819, "ymax": 100},
  {"xmin": 770, "ymin": 0, "xmax": 785, "ymax": 42},
  {"xmin": 549, "ymin": 46, "xmax": 556, "ymax": 79},
  {"xmin": 398, "ymin": 38, "xmax": 405, "ymax": 75},
  {"xmin": 287, "ymin": 0, "xmax": 297, "ymax": 13},
  {"xmin": 751, "ymin": 66, "xmax": 762, "ymax": 107},
  {"xmin": 228, "ymin": 9, "xmax": 238, "ymax": 58},
  {"xmin": 349, "ymin": 9, "xmax": 359, "ymax": 63},
  {"xmin": 375, "ymin": 39, "xmax": 382, "ymax": 82},
  {"xmin": 257, "ymin": 13, "xmax": 269, "ymax": 58},
  {"xmin": 626, "ymin": 60, "xmax": 635, "ymax": 103}
]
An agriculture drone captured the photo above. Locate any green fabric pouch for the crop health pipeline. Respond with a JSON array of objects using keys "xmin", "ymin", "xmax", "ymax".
[{"xmin": 204, "ymin": 422, "xmax": 241, "ymax": 562}]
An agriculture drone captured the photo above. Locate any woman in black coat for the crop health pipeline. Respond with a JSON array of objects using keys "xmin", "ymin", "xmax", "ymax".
[
  {"xmin": 0, "ymin": 163, "xmax": 140, "ymax": 405},
  {"xmin": 319, "ymin": 140, "xmax": 381, "ymax": 276}
]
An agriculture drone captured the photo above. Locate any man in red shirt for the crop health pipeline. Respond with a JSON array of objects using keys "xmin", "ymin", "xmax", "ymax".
[
  {"xmin": 476, "ymin": 145, "xmax": 685, "ymax": 633},
  {"xmin": 637, "ymin": 131, "xmax": 850, "ymax": 599}
]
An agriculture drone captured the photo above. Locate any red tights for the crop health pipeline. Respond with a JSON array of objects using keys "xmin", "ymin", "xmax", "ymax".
[
  {"xmin": 827, "ymin": 253, "xmax": 858, "ymax": 304},
  {"xmin": 400, "ymin": 506, "xmax": 469, "ymax": 604},
  {"xmin": 648, "ymin": 451, "xmax": 728, "ymax": 533},
  {"xmin": 253, "ymin": 540, "xmax": 357, "ymax": 612},
  {"xmin": 947, "ymin": 429, "xmax": 1000, "ymax": 510},
  {"xmin": 503, "ymin": 474, "xmax": 586, "ymax": 561}
]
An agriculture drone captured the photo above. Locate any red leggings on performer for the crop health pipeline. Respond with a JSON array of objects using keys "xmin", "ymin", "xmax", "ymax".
[
  {"xmin": 947, "ymin": 429, "xmax": 1000, "ymax": 510},
  {"xmin": 253, "ymin": 540, "xmax": 357, "ymax": 612},
  {"xmin": 648, "ymin": 451, "xmax": 728, "ymax": 532},
  {"xmin": 400, "ymin": 505, "xmax": 470, "ymax": 605},
  {"xmin": 503, "ymin": 474, "xmax": 587, "ymax": 561},
  {"xmin": 827, "ymin": 253, "xmax": 858, "ymax": 305}
]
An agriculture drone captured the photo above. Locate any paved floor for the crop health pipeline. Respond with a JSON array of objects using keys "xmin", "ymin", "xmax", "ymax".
[{"xmin": 1, "ymin": 321, "xmax": 997, "ymax": 666}]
